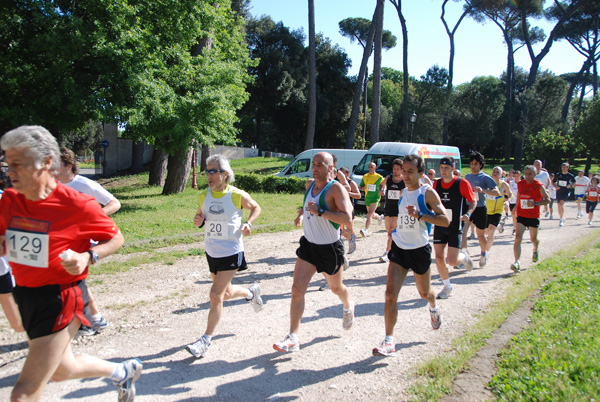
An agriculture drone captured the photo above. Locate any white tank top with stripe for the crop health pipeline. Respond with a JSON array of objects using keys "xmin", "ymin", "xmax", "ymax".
[
  {"xmin": 303, "ymin": 184, "xmax": 340, "ymax": 245},
  {"xmin": 392, "ymin": 185, "xmax": 431, "ymax": 250},
  {"xmin": 202, "ymin": 188, "xmax": 243, "ymax": 258}
]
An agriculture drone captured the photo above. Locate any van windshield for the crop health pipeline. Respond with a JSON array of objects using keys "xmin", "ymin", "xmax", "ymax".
[{"xmin": 354, "ymin": 154, "xmax": 400, "ymax": 177}]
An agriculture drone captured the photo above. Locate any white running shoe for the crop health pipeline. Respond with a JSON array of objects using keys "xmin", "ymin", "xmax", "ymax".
[
  {"xmin": 342, "ymin": 254, "xmax": 350, "ymax": 271},
  {"xmin": 436, "ymin": 285, "xmax": 453, "ymax": 300},
  {"xmin": 372, "ymin": 340, "xmax": 396, "ymax": 357},
  {"xmin": 186, "ymin": 337, "xmax": 210, "ymax": 358},
  {"xmin": 430, "ymin": 307, "xmax": 442, "ymax": 330},
  {"xmin": 479, "ymin": 251, "xmax": 488, "ymax": 268},
  {"xmin": 510, "ymin": 261, "xmax": 521, "ymax": 273},
  {"xmin": 348, "ymin": 234, "xmax": 357, "ymax": 254},
  {"xmin": 342, "ymin": 302, "xmax": 355, "ymax": 330},
  {"xmin": 559, "ymin": 218, "xmax": 564, "ymax": 227},
  {"xmin": 378, "ymin": 214, "xmax": 385, "ymax": 224},
  {"xmin": 461, "ymin": 251, "xmax": 474, "ymax": 272},
  {"xmin": 497, "ymin": 217, "xmax": 506, "ymax": 233},
  {"xmin": 114, "ymin": 358, "xmax": 143, "ymax": 402},
  {"xmin": 549, "ymin": 214, "xmax": 553, "ymax": 220},
  {"xmin": 359, "ymin": 229, "xmax": 367, "ymax": 238},
  {"xmin": 248, "ymin": 282, "xmax": 263, "ymax": 312},
  {"xmin": 273, "ymin": 334, "xmax": 300, "ymax": 352},
  {"xmin": 379, "ymin": 252, "xmax": 389, "ymax": 263}
]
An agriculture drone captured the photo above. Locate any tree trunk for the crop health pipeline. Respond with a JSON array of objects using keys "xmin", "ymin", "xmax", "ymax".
[
  {"xmin": 131, "ymin": 141, "xmax": 145, "ymax": 173},
  {"xmin": 370, "ymin": 0, "xmax": 384, "ymax": 145},
  {"xmin": 345, "ymin": 5, "xmax": 378, "ymax": 149},
  {"xmin": 162, "ymin": 148, "xmax": 193, "ymax": 195},
  {"xmin": 304, "ymin": 0, "xmax": 317, "ymax": 150},
  {"xmin": 504, "ymin": 35, "xmax": 515, "ymax": 164},
  {"xmin": 514, "ymin": 0, "xmax": 584, "ymax": 170},
  {"xmin": 390, "ymin": 0, "xmax": 408, "ymax": 141},
  {"xmin": 362, "ymin": 67, "xmax": 369, "ymax": 141},
  {"xmin": 201, "ymin": 144, "xmax": 210, "ymax": 171},
  {"xmin": 562, "ymin": 57, "xmax": 593, "ymax": 123},
  {"xmin": 440, "ymin": 1, "xmax": 471, "ymax": 145},
  {"xmin": 149, "ymin": 148, "xmax": 168, "ymax": 186}
]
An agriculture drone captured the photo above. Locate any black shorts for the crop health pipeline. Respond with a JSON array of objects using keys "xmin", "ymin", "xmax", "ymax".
[
  {"xmin": 556, "ymin": 188, "xmax": 570, "ymax": 202},
  {"xmin": 470, "ymin": 206, "xmax": 488, "ymax": 230},
  {"xmin": 13, "ymin": 281, "xmax": 91, "ymax": 340},
  {"xmin": 433, "ymin": 226, "xmax": 462, "ymax": 249},
  {"xmin": 0, "ymin": 272, "xmax": 14, "ymax": 294},
  {"xmin": 517, "ymin": 216, "xmax": 540, "ymax": 228},
  {"xmin": 206, "ymin": 252, "xmax": 248, "ymax": 275},
  {"xmin": 509, "ymin": 203, "xmax": 517, "ymax": 211},
  {"xmin": 486, "ymin": 213, "xmax": 502, "ymax": 228},
  {"xmin": 586, "ymin": 201, "xmax": 598, "ymax": 214},
  {"xmin": 388, "ymin": 241, "xmax": 432, "ymax": 275},
  {"xmin": 296, "ymin": 236, "xmax": 345, "ymax": 276}
]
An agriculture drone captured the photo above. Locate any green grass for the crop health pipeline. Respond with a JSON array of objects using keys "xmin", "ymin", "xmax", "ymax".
[
  {"xmin": 489, "ymin": 243, "xmax": 600, "ymax": 401},
  {"xmin": 407, "ymin": 231, "xmax": 600, "ymax": 401}
]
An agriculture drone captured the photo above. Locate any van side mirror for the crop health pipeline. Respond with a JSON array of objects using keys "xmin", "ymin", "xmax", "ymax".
[{"xmin": 352, "ymin": 165, "xmax": 356, "ymax": 173}]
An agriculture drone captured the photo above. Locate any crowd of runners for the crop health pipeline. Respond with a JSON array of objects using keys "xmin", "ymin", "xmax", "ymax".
[{"xmin": 0, "ymin": 125, "xmax": 598, "ymax": 400}]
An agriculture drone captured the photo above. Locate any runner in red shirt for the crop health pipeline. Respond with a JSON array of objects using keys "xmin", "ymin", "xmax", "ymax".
[
  {"xmin": 0, "ymin": 126, "xmax": 141, "ymax": 402},
  {"xmin": 585, "ymin": 176, "xmax": 599, "ymax": 225},
  {"xmin": 510, "ymin": 165, "xmax": 549, "ymax": 273}
]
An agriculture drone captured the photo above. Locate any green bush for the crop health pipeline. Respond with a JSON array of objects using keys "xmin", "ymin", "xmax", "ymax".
[{"xmin": 235, "ymin": 173, "xmax": 305, "ymax": 194}]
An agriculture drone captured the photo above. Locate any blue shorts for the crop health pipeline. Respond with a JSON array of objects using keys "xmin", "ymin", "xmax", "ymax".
[{"xmin": 574, "ymin": 193, "xmax": 585, "ymax": 200}]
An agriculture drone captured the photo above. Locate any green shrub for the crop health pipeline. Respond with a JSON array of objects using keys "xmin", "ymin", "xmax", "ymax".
[
  {"xmin": 235, "ymin": 173, "xmax": 262, "ymax": 192},
  {"xmin": 235, "ymin": 173, "xmax": 305, "ymax": 193}
]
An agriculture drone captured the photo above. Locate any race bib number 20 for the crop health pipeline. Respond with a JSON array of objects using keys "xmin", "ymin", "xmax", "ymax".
[
  {"xmin": 205, "ymin": 221, "xmax": 230, "ymax": 239},
  {"xmin": 5, "ymin": 217, "xmax": 50, "ymax": 268}
]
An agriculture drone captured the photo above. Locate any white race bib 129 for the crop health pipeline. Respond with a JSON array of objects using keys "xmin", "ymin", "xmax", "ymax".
[
  {"xmin": 5, "ymin": 229, "xmax": 49, "ymax": 268},
  {"xmin": 558, "ymin": 180, "xmax": 567, "ymax": 187}
]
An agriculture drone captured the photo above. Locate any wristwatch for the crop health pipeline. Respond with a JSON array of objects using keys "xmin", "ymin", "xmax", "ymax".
[
  {"xmin": 318, "ymin": 208, "xmax": 325, "ymax": 216},
  {"xmin": 87, "ymin": 249, "xmax": 99, "ymax": 265}
]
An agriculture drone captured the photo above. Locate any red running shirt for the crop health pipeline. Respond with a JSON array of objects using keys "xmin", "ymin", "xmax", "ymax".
[
  {"xmin": 588, "ymin": 186, "xmax": 599, "ymax": 202},
  {"xmin": 0, "ymin": 183, "xmax": 119, "ymax": 287},
  {"xmin": 516, "ymin": 179, "xmax": 543, "ymax": 219}
]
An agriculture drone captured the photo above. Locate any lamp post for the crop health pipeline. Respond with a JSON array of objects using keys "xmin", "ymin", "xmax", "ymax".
[{"xmin": 409, "ymin": 111, "xmax": 417, "ymax": 142}]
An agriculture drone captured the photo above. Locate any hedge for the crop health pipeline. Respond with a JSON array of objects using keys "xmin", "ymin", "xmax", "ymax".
[{"xmin": 235, "ymin": 173, "xmax": 306, "ymax": 194}]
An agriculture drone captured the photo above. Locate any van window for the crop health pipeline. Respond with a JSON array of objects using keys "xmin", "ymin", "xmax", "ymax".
[
  {"xmin": 286, "ymin": 158, "xmax": 311, "ymax": 175},
  {"xmin": 355, "ymin": 154, "xmax": 399, "ymax": 178}
]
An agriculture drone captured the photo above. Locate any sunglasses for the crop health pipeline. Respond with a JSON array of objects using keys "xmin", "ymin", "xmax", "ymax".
[{"xmin": 206, "ymin": 169, "xmax": 226, "ymax": 175}]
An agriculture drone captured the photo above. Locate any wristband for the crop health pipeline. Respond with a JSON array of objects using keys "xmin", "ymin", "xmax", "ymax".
[
  {"xmin": 467, "ymin": 213, "xmax": 471, "ymax": 218},
  {"xmin": 245, "ymin": 221, "xmax": 252, "ymax": 228},
  {"xmin": 318, "ymin": 208, "xmax": 325, "ymax": 217},
  {"xmin": 533, "ymin": 202, "xmax": 538, "ymax": 207}
]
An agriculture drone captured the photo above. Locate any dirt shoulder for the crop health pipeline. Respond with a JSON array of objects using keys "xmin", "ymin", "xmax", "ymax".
[{"xmin": 0, "ymin": 202, "xmax": 597, "ymax": 401}]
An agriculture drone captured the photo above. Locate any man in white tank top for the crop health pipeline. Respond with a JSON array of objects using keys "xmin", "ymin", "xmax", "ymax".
[
  {"xmin": 274, "ymin": 152, "xmax": 355, "ymax": 353},
  {"xmin": 373, "ymin": 155, "xmax": 450, "ymax": 357}
]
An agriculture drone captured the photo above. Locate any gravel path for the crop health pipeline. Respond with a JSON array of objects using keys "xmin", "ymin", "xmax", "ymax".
[{"xmin": 0, "ymin": 202, "xmax": 596, "ymax": 401}]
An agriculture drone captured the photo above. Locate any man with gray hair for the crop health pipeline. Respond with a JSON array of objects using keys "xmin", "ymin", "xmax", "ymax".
[
  {"xmin": 0, "ymin": 125, "xmax": 141, "ymax": 401},
  {"xmin": 186, "ymin": 154, "xmax": 263, "ymax": 359},
  {"xmin": 511, "ymin": 165, "xmax": 549, "ymax": 272}
]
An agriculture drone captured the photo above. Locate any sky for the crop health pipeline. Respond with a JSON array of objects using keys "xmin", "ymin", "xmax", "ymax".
[{"xmin": 248, "ymin": 0, "xmax": 584, "ymax": 85}]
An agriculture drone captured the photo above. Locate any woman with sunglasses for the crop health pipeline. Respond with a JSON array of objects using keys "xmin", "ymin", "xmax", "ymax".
[{"xmin": 185, "ymin": 154, "xmax": 263, "ymax": 359}]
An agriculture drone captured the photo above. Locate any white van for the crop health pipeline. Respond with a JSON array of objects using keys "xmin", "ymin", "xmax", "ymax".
[
  {"xmin": 275, "ymin": 149, "xmax": 367, "ymax": 178},
  {"xmin": 350, "ymin": 142, "xmax": 461, "ymax": 207}
]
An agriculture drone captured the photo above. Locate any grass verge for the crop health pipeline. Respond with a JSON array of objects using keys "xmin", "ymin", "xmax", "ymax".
[{"xmin": 407, "ymin": 230, "xmax": 600, "ymax": 401}]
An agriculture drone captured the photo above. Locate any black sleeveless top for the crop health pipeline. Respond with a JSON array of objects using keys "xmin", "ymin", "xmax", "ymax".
[
  {"xmin": 384, "ymin": 176, "xmax": 406, "ymax": 217},
  {"xmin": 433, "ymin": 178, "xmax": 465, "ymax": 231}
]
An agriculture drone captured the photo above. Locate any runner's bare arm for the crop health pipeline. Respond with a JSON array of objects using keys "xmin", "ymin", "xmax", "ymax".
[
  {"xmin": 415, "ymin": 188, "xmax": 450, "ymax": 227},
  {"xmin": 241, "ymin": 192, "xmax": 262, "ymax": 235},
  {"xmin": 336, "ymin": 170, "xmax": 351, "ymax": 192},
  {"xmin": 194, "ymin": 205, "xmax": 205, "ymax": 227},
  {"xmin": 61, "ymin": 229, "xmax": 125, "ymax": 275},
  {"xmin": 348, "ymin": 181, "xmax": 361, "ymax": 199},
  {"xmin": 306, "ymin": 183, "xmax": 352, "ymax": 226},
  {"xmin": 103, "ymin": 198, "xmax": 121, "ymax": 216}
]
